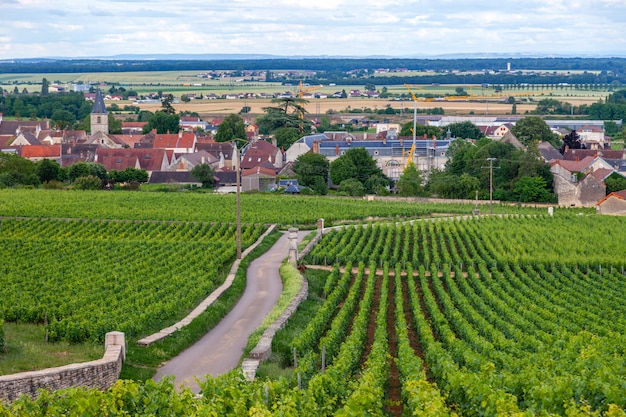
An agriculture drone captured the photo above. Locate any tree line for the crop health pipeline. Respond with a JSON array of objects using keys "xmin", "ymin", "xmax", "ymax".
[{"xmin": 3, "ymin": 57, "xmax": 626, "ymax": 74}]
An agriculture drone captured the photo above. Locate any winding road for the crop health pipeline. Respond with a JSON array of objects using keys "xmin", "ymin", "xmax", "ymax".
[{"xmin": 154, "ymin": 230, "xmax": 308, "ymax": 393}]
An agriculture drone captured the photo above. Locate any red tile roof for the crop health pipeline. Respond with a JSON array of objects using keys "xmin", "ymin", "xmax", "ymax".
[
  {"xmin": 19, "ymin": 144, "xmax": 61, "ymax": 158},
  {"xmin": 596, "ymin": 190, "xmax": 626, "ymax": 206},
  {"xmin": 551, "ymin": 156, "xmax": 595, "ymax": 173}
]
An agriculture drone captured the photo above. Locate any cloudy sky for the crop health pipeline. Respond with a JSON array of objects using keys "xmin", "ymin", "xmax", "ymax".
[{"xmin": 1, "ymin": 0, "xmax": 625, "ymax": 60}]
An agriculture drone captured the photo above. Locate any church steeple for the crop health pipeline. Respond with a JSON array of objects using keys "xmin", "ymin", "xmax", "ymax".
[{"xmin": 90, "ymin": 89, "xmax": 109, "ymax": 135}]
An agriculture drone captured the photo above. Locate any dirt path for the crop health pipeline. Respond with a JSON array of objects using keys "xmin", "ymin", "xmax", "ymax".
[{"xmin": 153, "ymin": 230, "xmax": 309, "ymax": 393}]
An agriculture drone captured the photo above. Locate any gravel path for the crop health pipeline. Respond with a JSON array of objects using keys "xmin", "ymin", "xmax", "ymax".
[{"xmin": 154, "ymin": 230, "xmax": 307, "ymax": 393}]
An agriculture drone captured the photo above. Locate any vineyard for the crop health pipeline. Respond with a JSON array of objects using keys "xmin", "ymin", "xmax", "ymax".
[
  {"xmin": 0, "ymin": 189, "xmax": 554, "ymax": 227},
  {"xmin": 0, "ymin": 218, "xmax": 266, "ymax": 343},
  {"xmin": 3, "ymin": 213, "xmax": 626, "ymax": 416}
]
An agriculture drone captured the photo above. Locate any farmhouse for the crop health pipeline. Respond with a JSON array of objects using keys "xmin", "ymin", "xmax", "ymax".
[{"xmin": 596, "ymin": 190, "xmax": 626, "ymax": 215}]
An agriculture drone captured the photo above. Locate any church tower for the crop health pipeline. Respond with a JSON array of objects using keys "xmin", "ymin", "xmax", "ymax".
[{"xmin": 90, "ymin": 89, "xmax": 109, "ymax": 135}]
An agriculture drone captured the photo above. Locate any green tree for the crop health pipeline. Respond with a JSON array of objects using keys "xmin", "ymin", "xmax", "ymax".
[
  {"xmin": 180, "ymin": 94, "xmax": 191, "ymax": 103},
  {"xmin": 338, "ymin": 178, "xmax": 366, "ymax": 196},
  {"xmin": 0, "ymin": 153, "xmax": 39, "ymax": 187},
  {"xmin": 36, "ymin": 158, "xmax": 61, "ymax": 183},
  {"xmin": 330, "ymin": 147, "xmax": 386, "ymax": 193},
  {"xmin": 399, "ymin": 122, "xmax": 442, "ymax": 138},
  {"xmin": 73, "ymin": 175, "xmax": 102, "ymax": 190},
  {"xmin": 68, "ymin": 162, "xmax": 107, "ymax": 181},
  {"xmin": 293, "ymin": 152, "xmax": 329, "ymax": 191},
  {"xmin": 142, "ymin": 111, "xmax": 180, "ymax": 134},
  {"xmin": 512, "ymin": 176, "xmax": 553, "ymax": 202},
  {"xmin": 605, "ymin": 173, "xmax": 626, "ymax": 194},
  {"xmin": 190, "ymin": 164, "xmax": 216, "ymax": 188},
  {"xmin": 160, "ymin": 94, "xmax": 176, "ymax": 114},
  {"xmin": 446, "ymin": 121, "xmax": 483, "ymax": 140},
  {"xmin": 273, "ymin": 127, "xmax": 300, "ymax": 149},
  {"xmin": 109, "ymin": 167, "xmax": 148, "ymax": 183},
  {"xmin": 108, "ymin": 113, "xmax": 122, "ymax": 134},
  {"xmin": 396, "ymin": 163, "xmax": 423, "ymax": 196},
  {"xmin": 215, "ymin": 113, "xmax": 246, "ymax": 143},
  {"xmin": 51, "ymin": 109, "xmax": 76, "ymax": 130},
  {"xmin": 511, "ymin": 116, "xmax": 559, "ymax": 147},
  {"xmin": 41, "ymin": 77, "xmax": 49, "ymax": 95},
  {"xmin": 257, "ymin": 97, "xmax": 311, "ymax": 135}
]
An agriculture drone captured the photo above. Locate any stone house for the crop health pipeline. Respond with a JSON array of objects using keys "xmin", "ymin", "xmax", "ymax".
[{"xmin": 596, "ymin": 190, "xmax": 626, "ymax": 215}]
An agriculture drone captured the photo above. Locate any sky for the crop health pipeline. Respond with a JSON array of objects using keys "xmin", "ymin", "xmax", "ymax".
[{"xmin": 1, "ymin": 0, "xmax": 626, "ymax": 60}]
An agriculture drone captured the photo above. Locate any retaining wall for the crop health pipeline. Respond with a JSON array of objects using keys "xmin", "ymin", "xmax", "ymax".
[{"xmin": 0, "ymin": 331, "xmax": 125, "ymax": 404}]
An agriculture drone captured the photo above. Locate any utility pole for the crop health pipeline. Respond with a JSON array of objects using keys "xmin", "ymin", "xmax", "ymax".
[
  {"xmin": 483, "ymin": 158, "xmax": 498, "ymax": 215},
  {"xmin": 233, "ymin": 142, "xmax": 242, "ymax": 259}
]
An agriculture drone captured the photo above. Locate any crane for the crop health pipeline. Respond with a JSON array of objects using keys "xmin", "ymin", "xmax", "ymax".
[{"xmin": 296, "ymin": 80, "xmax": 322, "ymax": 99}]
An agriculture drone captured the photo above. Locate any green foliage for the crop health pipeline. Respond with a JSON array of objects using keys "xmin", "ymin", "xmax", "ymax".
[
  {"xmin": 142, "ymin": 110, "xmax": 180, "ymax": 134},
  {"xmin": 511, "ymin": 116, "xmax": 560, "ymax": 147},
  {"xmin": 338, "ymin": 178, "xmax": 366, "ymax": 196},
  {"xmin": 273, "ymin": 127, "xmax": 300, "ymax": 149},
  {"xmin": 399, "ymin": 121, "xmax": 442, "ymax": 138},
  {"xmin": 396, "ymin": 163, "xmax": 423, "ymax": 196},
  {"xmin": 293, "ymin": 152, "xmax": 329, "ymax": 193},
  {"xmin": 0, "ymin": 153, "xmax": 39, "ymax": 188},
  {"xmin": 0, "ymin": 219, "xmax": 266, "ymax": 343},
  {"xmin": 36, "ymin": 159, "xmax": 61, "ymax": 183},
  {"xmin": 512, "ymin": 176, "xmax": 554, "ymax": 202},
  {"xmin": 330, "ymin": 147, "xmax": 387, "ymax": 193},
  {"xmin": 190, "ymin": 163, "xmax": 215, "ymax": 188},
  {"xmin": 68, "ymin": 162, "xmax": 107, "ymax": 182},
  {"xmin": 605, "ymin": 173, "xmax": 626, "ymax": 194},
  {"xmin": 446, "ymin": 121, "xmax": 484, "ymax": 140},
  {"xmin": 109, "ymin": 167, "xmax": 149, "ymax": 184},
  {"xmin": 215, "ymin": 113, "xmax": 246, "ymax": 142},
  {"xmin": 0, "ymin": 319, "xmax": 4, "ymax": 352},
  {"xmin": 72, "ymin": 175, "xmax": 103, "ymax": 190}
]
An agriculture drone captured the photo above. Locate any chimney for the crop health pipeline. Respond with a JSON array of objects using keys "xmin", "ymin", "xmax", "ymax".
[
  {"xmin": 335, "ymin": 144, "xmax": 339, "ymax": 155},
  {"xmin": 382, "ymin": 135, "xmax": 387, "ymax": 145},
  {"xmin": 313, "ymin": 140, "xmax": 320, "ymax": 154},
  {"xmin": 272, "ymin": 137, "xmax": 277, "ymax": 147}
]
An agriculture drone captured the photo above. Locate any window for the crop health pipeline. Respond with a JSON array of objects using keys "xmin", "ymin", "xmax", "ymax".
[{"xmin": 97, "ymin": 116, "xmax": 101, "ymax": 124}]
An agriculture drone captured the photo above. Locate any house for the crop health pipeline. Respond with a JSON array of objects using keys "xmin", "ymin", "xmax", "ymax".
[
  {"xmin": 122, "ymin": 122, "xmax": 147, "ymax": 134},
  {"xmin": 240, "ymin": 139, "xmax": 283, "ymax": 170},
  {"xmin": 287, "ymin": 133, "xmax": 454, "ymax": 181},
  {"xmin": 484, "ymin": 123, "xmax": 514, "ymax": 140},
  {"xmin": 60, "ymin": 143, "xmax": 98, "ymax": 167},
  {"xmin": 0, "ymin": 114, "xmax": 49, "ymax": 137},
  {"xmin": 152, "ymin": 132, "xmax": 197, "ymax": 153},
  {"xmin": 241, "ymin": 165, "xmax": 277, "ymax": 192},
  {"xmin": 85, "ymin": 131, "xmax": 127, "ymax": 148},
  {"xmin": 596, "ymin": 190, "xmax": 626, "ymax": 215},
  {"xmin": 168, "ymin": 150, "xmax": 217, "ymax": 171},
  {"xmin": 179, "ymin": 117, "xmax": 207, "ymax": 131},
  {"xmin": 578, "ymin": 126, "xmax": 606, "ymax": 150},
  {"xmin": 95, "ymin": 148, "xmax": 172, "ymax": 175},
  {"xmin": 538, "ymin": 141, "xmax": 563, "ymax": 162},
  {"xmin": 19, "ymin": 144, "xmax": 61, "ymax": 162},
  {"xmin": 550, "ymin": 156, "xmax": 613, "ymax": 206},
  {"xmin": 10, "ymin": 130, "xmax": 41, "ymax": 146},
  {"xmin": 196, "ymin": 141, "xmax": 237, "ymax": 170}
]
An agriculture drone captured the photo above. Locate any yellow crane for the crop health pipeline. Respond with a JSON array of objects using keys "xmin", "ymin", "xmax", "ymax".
[{"xmin": 296, "ymin": 80, "xmax": 322, "ymax": 99}]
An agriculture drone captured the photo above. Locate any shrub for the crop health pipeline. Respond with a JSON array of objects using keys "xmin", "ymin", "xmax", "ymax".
[{"xmin": 73, "ymin": 175, "xmax": 103, "ymax": 190}]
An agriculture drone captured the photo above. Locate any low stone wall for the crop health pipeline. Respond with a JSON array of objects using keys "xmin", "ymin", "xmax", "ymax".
[
  {"xmin": 137, "ymin": 224, "xmax": 277, "ymax": 346},
  {"xmin": 242, "ymin": 274, "xmax": 309, "ymax": 381},
  {"xmin": 0, "ymin": 331, "xmax": 125, "ymax": 404}
]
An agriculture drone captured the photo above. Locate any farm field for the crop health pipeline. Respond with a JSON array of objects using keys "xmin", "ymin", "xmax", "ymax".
[
  {"xmin": 0, "ymin": 218, "xmax": 266, "ymax": 346},
  {"xmin": 0, "ymin": 189, "xmax": 551, "ymax": 227},
  {"xmin": 2, "ymin": 212, "xmax": 625, "ymax": 416}
]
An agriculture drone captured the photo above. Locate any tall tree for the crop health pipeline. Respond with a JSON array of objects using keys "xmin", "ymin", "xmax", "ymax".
[
  {"xmin": 396, "ymin": 163, "xmax": 423, "ymax": 196},
  {"xmin": 190, "ymin": 164, "xmax": 216, "ymax": 188},
  {"xmin": 215, "ymin": 113, "xmax": 246, "ymax": 142},
  {"xmin": 559, "ymin": 130, "xmax": 585, "ymax": 153},
  {"xmin": 511, "ymin": 116, "xmax": 559, "ymax": 147},
  {"xmin": 446, "ymin": 121, "xmax": 483, "ymax": 140},
  {"xmin": 293, "ymin": 152, "xmax": 329, "ymax": 194},
  {"xmin": 330, "ymin": 147, "xmax": 386, "ymax": 193},
  {"xmin": 41, "ymin": 78, "xmax": 49, "ymax": 95},
  {"xmin": 142, "ymin": 111, "xmax": 180, "ymax": 134}
]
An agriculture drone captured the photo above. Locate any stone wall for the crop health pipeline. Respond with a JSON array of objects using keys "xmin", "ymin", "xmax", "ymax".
[
  {"xmin": 0, "ymin": 331, "xmax": 125, "ymax": 404},
  {"xmin": 242, "ymin": 274, "xmax": 308, "ymax": 381}
]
